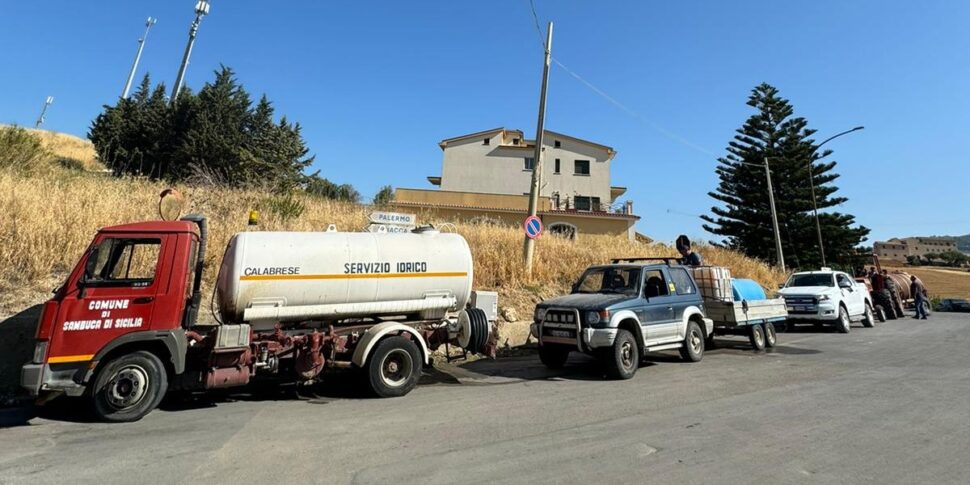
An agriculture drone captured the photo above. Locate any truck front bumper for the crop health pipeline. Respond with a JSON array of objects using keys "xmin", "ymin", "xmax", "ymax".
[
  {"xmin": 21, "ymin": 362, "xmax": 88, "ymax": 397},
  {"xmin": 786, "ymin": 302, "xmax": 839, "ymax": 322},
  {"xmin": 531, "ymin": 322, "xmax": 616, "ymax": 350}
]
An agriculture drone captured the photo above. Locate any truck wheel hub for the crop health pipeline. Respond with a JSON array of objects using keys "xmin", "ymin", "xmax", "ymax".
[
  {"xmin": 621, "ymin": 341, "xmax": 634, "ymax": 368},
  {"xmin": 690, "ymin": 331, "xmax": 701, "ymax": 352},
  {"xmin": 107, "ymin": 365, "xmax": 148, "ymax": 409},
  {"xmin": 380, "ymin": 350, "xmax": 412, "ymax": 388}
]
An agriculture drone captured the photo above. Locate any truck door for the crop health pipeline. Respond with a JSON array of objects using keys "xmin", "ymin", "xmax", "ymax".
[
  {"xmin": 836, "ymin": 273, "xmax": 863, "ymax": 316},
  {"xmin": 47, "ymin": 235, "xmax": 167, "ymax": 363},
  {"xmin": 639, "ymin": 269, "xmax": 677, "ymax": 345},
  {"xmin": 666, "ymin": 267, "xmax": 700, "ymax": 340}
]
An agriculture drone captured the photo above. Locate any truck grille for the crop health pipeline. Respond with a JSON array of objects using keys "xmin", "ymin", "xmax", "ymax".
[{"xmin": 784, "ymin": 295, "xmax": 818, "ymax": 314}]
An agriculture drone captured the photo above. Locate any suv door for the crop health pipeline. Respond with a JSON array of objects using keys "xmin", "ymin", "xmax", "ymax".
[
  {"xmin": 638, "ymin": 269, "xmax": 677, "ymax": 345},
  {"xmin": 666, "ymin": 267, "xmax": 699, "ymax": 339},
  {"xmin": 836, "ymin": 272, "xmax": 863, "ymax": 316},
  {"xmin": 49, "ymin": 235, "xmax": 167, "ymax": 362}
]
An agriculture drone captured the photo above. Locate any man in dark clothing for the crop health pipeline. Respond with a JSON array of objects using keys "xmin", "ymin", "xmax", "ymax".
[
  {"xmin": 676, "ymin": 235, "xmax": 703, "ymax": 266},
  {"xmin": 911, "ymin": 276, "xmax": 928, "ymax": 320}
]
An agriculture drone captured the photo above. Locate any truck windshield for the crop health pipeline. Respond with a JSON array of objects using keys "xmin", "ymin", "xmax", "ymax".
[
  {"xmin": 785, "ymin": 274, "xmax": 834, "ymax": 288},
  {"xmin": 574, "ymin": 267, "xmax": 641, "ymax": 295}
]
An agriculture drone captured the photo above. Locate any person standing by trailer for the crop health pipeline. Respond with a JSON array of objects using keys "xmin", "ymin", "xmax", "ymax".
[
  {"xmin": 911, "ymin": 275, "xmax": 929, "ymax": 320},
  {"xmin": 676, "ymin": 235, "xmax": 704, "ymax": 266}
]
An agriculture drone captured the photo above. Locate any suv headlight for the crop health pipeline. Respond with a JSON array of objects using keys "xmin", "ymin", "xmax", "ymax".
[
  {"xmin": 535, "ymin": 308, "xmax": 548, "ymax": 322},
  {"xmin": 586, "ymin": 310, "xmax": 609, "ymax": 325},
  {"xmin": 818, "ymin": 294, "xmax": 831, "ymax": 302},
  {"xmin": 32, "ymin": 341, "xmax": 48, "ymax": 364}
]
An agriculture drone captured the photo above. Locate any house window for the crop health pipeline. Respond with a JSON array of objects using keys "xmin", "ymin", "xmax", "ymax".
[
  {"xmin": 512, "ymin": 138, "xmax": 520, "ymax": 145},
  {"xmin": 554, "ymin": 159, "xmax": 560, "ymax": 174},
  {"xmin": 524, "ymin": 157, "xmax": 535, "ymax": 171},
  {"xmin": 483, "ymin": 138, "xmax": 490, "ymax": 145},
  {"xmin": 554, "ymin": 140, "xmax": 561, "ymax": 148},
  {"xmin": 574, "ymin": 160, "xmax": 590, "ymax": 175},
  {"xmin": 591, "ymin": 197, "xmax": 601, "ymax": 211},
  {"xmin": 574, "ymin": 196, "xmax": 591, "ymax": 211}
]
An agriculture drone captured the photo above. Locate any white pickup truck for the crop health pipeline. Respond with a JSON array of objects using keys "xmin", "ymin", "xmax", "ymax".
[{"xmin": 778, "ymin": 269, "xmax": 875, "ymax": 333}]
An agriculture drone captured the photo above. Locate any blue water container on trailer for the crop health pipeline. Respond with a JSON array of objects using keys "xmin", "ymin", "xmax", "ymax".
[{"xmin": 732, "ymin": 278, "xmax": 767, "ymax": 301}]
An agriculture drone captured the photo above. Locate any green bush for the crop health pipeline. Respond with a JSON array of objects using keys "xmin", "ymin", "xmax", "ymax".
[
  {"xmin": 0, "ymin": 126, "xmax": 47, "ymax": 173},
  {"xmin": 265, "ymin": 193, "xmax": 306, "ymax": 222}
]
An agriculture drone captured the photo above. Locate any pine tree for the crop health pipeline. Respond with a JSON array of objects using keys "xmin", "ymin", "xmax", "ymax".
[{"xmin": 702, "ymin": 83, "xmax": 869, "ymax": 269}]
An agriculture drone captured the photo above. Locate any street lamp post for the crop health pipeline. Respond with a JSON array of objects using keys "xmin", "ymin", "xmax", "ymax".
[
  {"xmin": 122, "ymin": 17, "xmax": 157, "ymax": 99},
  {"xmin": 807, "ymin": 126, "xmax": 864, "ymax": 267}
]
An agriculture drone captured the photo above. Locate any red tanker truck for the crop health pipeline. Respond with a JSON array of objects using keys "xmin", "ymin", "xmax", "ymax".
[{"xmin": 21, "ymin": 215, "xmax": 493, "ymax": 422}]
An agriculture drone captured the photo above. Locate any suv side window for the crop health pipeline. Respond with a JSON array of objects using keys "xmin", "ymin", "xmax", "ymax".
[
  {"xmin": 836, "ymin": 273, "xmax": 851, "ymax": 288},
  {"xmin": 669, "ymin": 268, "xmax": 696, "ymax": 295},
  {"xmin": 643, "ymin": 270, "xmax": 670, "ymax": 298}
]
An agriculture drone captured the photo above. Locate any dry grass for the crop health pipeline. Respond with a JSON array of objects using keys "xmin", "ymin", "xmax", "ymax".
[
  {"xmin": 0, "ymin": 169, "xmax": 787, "ymax": 317},
  {"xmin": 1, "ymin": 130, "xmax": 786, "ymax": 317},
  {"xmin": 26, "ymin": 128, "xmax": 102, "ymax": 171}
]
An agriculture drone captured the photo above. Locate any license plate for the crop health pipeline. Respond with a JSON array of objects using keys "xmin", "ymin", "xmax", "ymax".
[{"xmin": 550, "ymin": 330, "xmax": 573, "ymax": 338}]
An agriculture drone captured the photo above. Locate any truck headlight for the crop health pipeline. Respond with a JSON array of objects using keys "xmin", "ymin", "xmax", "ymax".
[
  {"xmin": 535, "ymin": 308, "xmax": 548, "ymax": 322},
  {"xmin": 32, "ymin": 341, "xmax": 48, "ymax": 364},
  {"xmin": 586, "ymin": 310, "xmax": 609, "ymax": 325},
  {"xmin": 818, "ymin": 295, "xmax": 831, "ymax": 302}
]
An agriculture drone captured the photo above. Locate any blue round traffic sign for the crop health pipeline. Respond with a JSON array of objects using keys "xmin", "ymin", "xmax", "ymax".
[{"xmin": 524, "ymin": 216, "xmax": 543, "ymax": 239}]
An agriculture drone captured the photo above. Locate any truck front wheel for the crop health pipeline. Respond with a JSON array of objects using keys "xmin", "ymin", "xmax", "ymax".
[
  {"xmin": 679, "ymin": 321, "xmax": 704, "ymax": 362},
  {"xmin": 538, "ymin": 344, "xmax": 570, "ymax": 369},
  {"xmin": 604, "ymin": 329, "xmax": 639, "ymax": 380},
  {"xmin": 90, "ymin": 351, "xmax": 168, "ymax": 423},
  {"xmin": 367, "ymin": 336, "xmax": 421, "ymax": 398},
  {"xmin": 836, "ymin": 305, "xmax": 851, "ymax": 334}
]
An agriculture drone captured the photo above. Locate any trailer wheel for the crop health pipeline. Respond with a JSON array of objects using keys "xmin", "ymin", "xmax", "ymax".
[
  {"xmin": 90, "ymin": 351, "xmax": 168, "ymax": 423},
  {"xmin": 679, "ymin": 321, "xmax": 704, "ymax": 362},
  {"xmin": 538, "ymin": 344, "xmax": 570, "ymax": 369},
  {"xmin": 874, "ymin": 305, "xmax": 887, "ymax": 323},
  {"xmin": 836, "ymin": 305, "xmax": 851, "ymax": 334},
  {"xmin": 604, "ymin": 329, "xmax": 639, "ymax": 380},
  {"xmin": 862, "ymin": 303, "xmax": 876, "ymax": 328},
  {"xmin": 366, "ymin": 336, "xmax": 421, "ymax": 398},
  {"xmin": 748, "ymin": 324, "xmax": 766, "ymax": 351},
  {"xmin": 764, "ymin": 323, "xmax": 777, "ymax": 348}
]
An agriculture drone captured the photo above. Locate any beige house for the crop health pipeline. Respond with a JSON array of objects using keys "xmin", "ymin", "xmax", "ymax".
[
  {"xmin": 392, "ymin": 127, "xmax": 638, "ymax": 240},
  {"xmin": 874, "ymin": 237, "xmax": 958, "ymax": 262}
]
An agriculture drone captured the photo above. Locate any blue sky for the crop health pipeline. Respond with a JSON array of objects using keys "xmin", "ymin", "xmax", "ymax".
[{"xmin": 2, "ymin": 1, "xmax": 968, "ymax": 244}]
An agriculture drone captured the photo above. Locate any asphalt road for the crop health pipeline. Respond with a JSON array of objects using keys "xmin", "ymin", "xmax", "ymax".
[{"xmin": 2, "ymin": 312, "xmax": 969, "ymax": 484}]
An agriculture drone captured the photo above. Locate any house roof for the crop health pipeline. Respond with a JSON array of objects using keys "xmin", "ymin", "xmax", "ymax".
[
  {"xmin": 438, "ymin": 127, "xmax": 615, "ymax": 158},
  {"xmin": 391, "ymin": 200, "xmax": 640, "ymax": 221}
]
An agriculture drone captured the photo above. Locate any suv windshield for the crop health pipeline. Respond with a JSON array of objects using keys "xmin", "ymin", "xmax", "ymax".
[
  {"xmin": 785, "ymin": 273, "xmax": 834, "ymax": 288},
  {"xmin": 574, "ymin": 267, "xmax": 641, "ymax": 295}
]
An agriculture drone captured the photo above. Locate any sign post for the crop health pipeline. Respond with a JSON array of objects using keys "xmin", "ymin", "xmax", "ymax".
[{"xmin": 367, "ymin": 211, "xmax": 416, "ymax": 233}]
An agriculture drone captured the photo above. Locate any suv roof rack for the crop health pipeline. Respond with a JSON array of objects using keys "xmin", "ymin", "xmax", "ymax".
[{"xmin": 610, "ymin": 257, "xmax": 681, "ymax": 265}]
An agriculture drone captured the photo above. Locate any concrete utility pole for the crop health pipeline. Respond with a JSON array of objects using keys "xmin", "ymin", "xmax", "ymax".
[
  {"xmin": 764, "ymin": 156, "xmax": 785, "ymax": 272},
  {"xmin": 807, "ymin": 126, "xmax": 864, "ymax": 268},
  {"xmin": 523, "ymin": 21, "xmax": 553, "ymax": 276},
  {"xmin": 34, "ymin": 96, "xmax": 54, "ymax": 128},
  {"xmin": 171, "ymin": 1, "xmax": 211, "ymax": 103},
  {"xmin": 122, "ymin": 17, "xmax": 158, "ymax": 99}
]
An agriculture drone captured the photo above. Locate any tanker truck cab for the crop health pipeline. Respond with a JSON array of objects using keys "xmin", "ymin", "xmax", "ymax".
[
  {"xmin": 23, "ymin": 216, "xmax": 494, "ymax": 422},
  {"xmin": 531, "ymin": 259, "xmax": 713, "ymax": 379}
]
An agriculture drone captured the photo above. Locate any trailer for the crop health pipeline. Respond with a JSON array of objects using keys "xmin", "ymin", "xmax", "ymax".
[
  {"xmin": 21, "ymin": 215, "xmax": 494, "ymax": 422},
  {"xmin": 688, "ymin": 267, "xmax": 788, "ymax": 350}
]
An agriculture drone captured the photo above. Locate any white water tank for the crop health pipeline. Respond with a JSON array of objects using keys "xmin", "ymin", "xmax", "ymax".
[{"xmin": 215, "ymin": 230, "xmax": 474, "ymax": 329}]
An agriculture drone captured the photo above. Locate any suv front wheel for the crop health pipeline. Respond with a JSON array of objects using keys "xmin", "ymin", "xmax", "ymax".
[
  {"xmin": 679, "ymin": 321, "xmax": 705, "ymax": 362},
  {"xmin": 604, "ymin": 329, "xmax": 639, "ymax": 380}
]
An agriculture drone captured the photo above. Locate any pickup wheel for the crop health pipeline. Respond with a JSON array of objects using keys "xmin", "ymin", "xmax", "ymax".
[
  {"xmin": 604, "ymin": 329, "xmax": 639, "ymax": 380},
  {"xmin": 366, "ymin": 336, "xmax": 421, "ymax": 398},
  {"xmin": 862, "ymin": 303, "xmax": 876, "ymax": 328},
  {"xmin": 90, "ymin": 351, "xmax": 168, "ymax": 423},
  {"xmin": 538, "ymin": 344, "xmax": 570, "ymax": 369},
  {"xmin": 836, "ymin": 305, "xmax": 851, "ymax": 333},
  {"xmin": 764, "ymin": 323, "xmax": 777, "ymax": 348},
  {"xmin": 748, "ymin": 324, "xmax": 766, "ymax": 351},
  {"xmin": 679, "ymin": 321, "xmax": 704, "ymax": 362}
]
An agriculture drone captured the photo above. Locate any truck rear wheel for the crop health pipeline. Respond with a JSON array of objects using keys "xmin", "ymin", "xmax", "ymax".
[
  {"xmin": 679, "ymin": 321, "xmax": 704, "ymax": 362},
  {"xmin": 538, "ymin": 344, "xmax": 570, "ymax": 369},
  {"xmin": 862, "ymin": 303, "xmax": 876, "ymax": 328},
  {"xmin": 748, "ymin": 324, "xmax": 766, "ymax": 351},
  {"xmin": 90, "ymin": 351, "xmax": 168, "ymax": 423},
  {"xmin": 604, "ymin": 329, "xmax": 639, "ymax": 380},
  {"xmin": 874, "ymin": 304, "xmax": 887, "ymax": 322},
  {"xmin": 367, "ymin": 336, "xmax": 421, "ymax": 398}
]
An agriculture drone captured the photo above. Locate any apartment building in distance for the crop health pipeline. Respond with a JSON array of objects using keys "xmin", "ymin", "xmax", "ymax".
[
  {"xmin": 391, "ymin": 127, "xmax": 639, "ymax": 240},
  {"xmin": 873, "ymin": 236, "xmax": 958, "ymax": 262}
]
